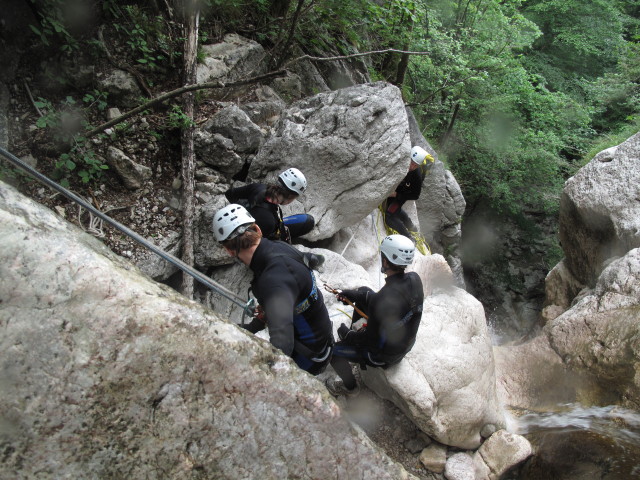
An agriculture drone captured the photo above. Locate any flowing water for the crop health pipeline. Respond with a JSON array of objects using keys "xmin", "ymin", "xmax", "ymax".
[{"xmin": 504, "ymin": 403, "xmax": 640, "ymax": 479}]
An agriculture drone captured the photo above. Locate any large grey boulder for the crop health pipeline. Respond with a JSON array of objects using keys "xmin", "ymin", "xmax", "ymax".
[
  {"xmin": 0, "ymin": 181, "xmax": 417, "ymax": 480},
  {"xmin": 495, "ymin": 249, "xmax": 640, "ymax": 411},
  {"xmin": 545, "ymin": 248, "xmax": 640, "ymax": 408},
  {"xmin": 248, "ymin": 81, "xmax": 410, "ymax": 241},
  {"xmin": 196, "ymin": 33, "xmax": 266, "ymax": 85},
  {"xmin": 559, "ymin": 133, "xmax": 640, "ymax": 287}
]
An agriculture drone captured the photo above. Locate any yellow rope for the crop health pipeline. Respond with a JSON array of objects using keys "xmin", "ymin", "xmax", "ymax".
[{"xmin": 378, "ymin": 203, "xmax": 431, "ymax": 255}]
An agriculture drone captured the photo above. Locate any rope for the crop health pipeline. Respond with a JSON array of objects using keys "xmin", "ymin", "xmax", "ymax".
[
  {"xmin": 0, "ymin": 146, "xmax": 253, "ymax": 314},
  {"xmin": 322, "ymin": 218, "xmax": 362, "ymax": 286},
  {"xmin": 378, "ymin": 202, "xmax": 430, "ymax": 255}
]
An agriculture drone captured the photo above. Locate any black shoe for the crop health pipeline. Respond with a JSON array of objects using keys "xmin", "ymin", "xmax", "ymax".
[
  {"xmin": 325, "ymin": 377, "xmax": 360, "ymax": 397},
  {"xmin": 306, "ymin": 254, "xmax": 325, "ymax": 272}
]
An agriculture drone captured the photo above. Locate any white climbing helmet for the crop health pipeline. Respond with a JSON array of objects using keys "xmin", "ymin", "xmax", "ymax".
[
  {"xmin": 380, "ymin": 234, "xmax": 415, "ymax": 266},
  {"xmin": 410, "ymin": 146, "xmax": 430, "ymax": 165},
  {"xmin": 278, "ymin": 167, "xmax": 307, "ymax": 195},
  {"xmin": 212, "ymin": 203, "xmax": 255, "ymax": 242}
]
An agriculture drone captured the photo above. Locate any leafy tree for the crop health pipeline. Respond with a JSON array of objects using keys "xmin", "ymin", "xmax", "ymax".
[{"xmin": 521, "ymin": 0, "xmax": 628, "ymax": 95}]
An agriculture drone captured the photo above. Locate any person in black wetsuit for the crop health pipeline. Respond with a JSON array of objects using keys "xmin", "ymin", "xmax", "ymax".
[
  {"xmin": 384, "ymin": 146, "xmax": 435, "ymax": 241},
  {"xmin": 225, "ymin": 167, "xmax": 315, "ymax": 244},
  {"xmin": 325, "ymin": 234, "xmax": 424, "ymax": 396},
  {"xmin": 212, "ymin": 203, "xmax": 333, "ymax": 375}
]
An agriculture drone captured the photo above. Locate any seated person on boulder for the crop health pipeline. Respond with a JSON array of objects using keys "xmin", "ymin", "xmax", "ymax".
[
  {"xmin": 326, "ymin": 234, "xmax": 424, "ymax": 396},
  {"xmin": 212, "ymin": 203, "xmax": 333, "ymax": 375},
  {"xmin": 225, "ymin": 167, "xmax": 315, "ymax": 244}
]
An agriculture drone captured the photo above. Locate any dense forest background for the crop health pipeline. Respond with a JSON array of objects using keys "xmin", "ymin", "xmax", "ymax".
[
  {"xmin": 2, "ymin": 0, "xmax": 640, "ymax": 323},
  {"xmin": 9, "ymin": 0, "xmax": 640, "ymax": 211}
]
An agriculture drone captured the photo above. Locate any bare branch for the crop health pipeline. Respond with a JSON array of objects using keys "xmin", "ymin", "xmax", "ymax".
[
  {"xmin": 286, "ymin": 48, "xmax": 430, "ymax": 67},
  {"xmin": 83, "ymin": 70, "xmax": 287, "ymax": 139}
]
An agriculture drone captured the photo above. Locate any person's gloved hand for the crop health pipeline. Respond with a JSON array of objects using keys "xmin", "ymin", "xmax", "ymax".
[
  {"xmin": 337, "ymin": 323, "xmax": 351, "ymax": 340},
  {"xmin": 337, "ymin": 289, "xmax": 358, "ymax": 305}
]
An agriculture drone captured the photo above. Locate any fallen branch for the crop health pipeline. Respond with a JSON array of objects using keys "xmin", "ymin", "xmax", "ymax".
[
  {"xmin": 285, "ymin": 48, "xmax": 430, "ymax": 67},
  {"xmin": 84, "ymin": 47, "xmax": 430, "ymax": 140},
  {"xmin": 83, "ymin": 70, "xmax": 287, "ymax": 139}
]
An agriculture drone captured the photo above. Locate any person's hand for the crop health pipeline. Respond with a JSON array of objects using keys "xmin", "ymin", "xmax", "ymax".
[
  {"xmin": 337, "ymin": 289, "xmax": 357, "ymax": 305},
  {"xmin": 337, "ymin": 323, "xmax": 351, "ymax": 340}
]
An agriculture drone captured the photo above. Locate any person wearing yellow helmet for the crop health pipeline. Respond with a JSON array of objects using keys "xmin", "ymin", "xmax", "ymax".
[{"xmin": 384, "ymin": 146, "xmax": 434, "ymax": 240}]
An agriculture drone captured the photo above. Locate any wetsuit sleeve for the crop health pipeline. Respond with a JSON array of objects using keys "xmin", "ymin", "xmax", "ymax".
[
  {"xmin": 262, "ymin": 287, "xmax": 297, "ymax": 356},
  {"xmin": 225, "ymin": 184, "xmax": 254, "ymax": 203},
  {"xmin": 340, "ymin": 288, "xmax": 376, "ymax": 346}
]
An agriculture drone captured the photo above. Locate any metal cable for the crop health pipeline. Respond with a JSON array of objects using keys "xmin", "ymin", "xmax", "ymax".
[{"xmin": 0, "ymin": 146, "xmax": 252, "ymax": 312}]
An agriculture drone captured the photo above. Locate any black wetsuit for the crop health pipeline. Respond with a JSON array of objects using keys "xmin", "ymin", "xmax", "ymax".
[
  {"xmin": 225, "ymin": 183, "xmax": 314, "ymax": 242},
  {"xmin": 331, "ymin": 271, "xmax": 424, "ymax": 387},
  {"xmin": 385, "ymin": 166, "xmax": 427, "ymax": 239},
  {"xmin": 242, "ymin": 238, "xmax": 333, "ymax": 375}
]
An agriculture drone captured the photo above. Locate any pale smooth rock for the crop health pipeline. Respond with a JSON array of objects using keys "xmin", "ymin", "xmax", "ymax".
[
  {"xmin": 445, "ymin": 452, "xmax": 476, "ymax": 480},
  {"xmin": 559, "ymin": 132, "xmax": 640, "ymax": 286},
  {"xmin": 0, "ymin": 181, "xmax": 417, "ymax": 480},
  {"xmin": 361, "ymin": 284, "xmax": 505, "ymax": 449},
  {"xmin": 419, "ymin": 443, "xmax": 447, "ymax": 474},
  {"xmin": 473, "ymin": 430, "xmax": 532, "ymax": 480},
  {"xmin": 248, "ymin": 81, "xmax": 411, "ymax": 241}
]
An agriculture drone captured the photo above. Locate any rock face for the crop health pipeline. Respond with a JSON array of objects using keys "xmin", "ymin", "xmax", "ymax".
[
  {"xmin": 0, "ymin": 181, "xmax": 417, "ymax": 480},
  {"xmin": 497, "ymin": 133, "xmax": 640, "ymax": 411},
  {"xmin": 546, "ymin": 248, "xmax": 640, "ymax": 408},
  {"xmin": 248, "ymin": 81, "xmax": 411, "ymax": 241},
  {"xmin": 559, "ymin": 133, "xmax": 640, "ymax": 287},
  {"xmin": 196, "ymin": 33, "xmax": 266, "ymax": 86}
]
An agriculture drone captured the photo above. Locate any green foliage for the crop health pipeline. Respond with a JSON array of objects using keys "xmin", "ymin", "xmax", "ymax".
[
  {"xmin": 54, "ymin": 146, "xmax": 109, "ymax": 188},
  {"xmin": 108, "ymin": 4, "xmax": 181, "ymax": 70},
  {"xmin": 166, "ymin": 105, "xmax": 195, "ymax": 129},
  {"xmin": 32, "ymin": 93, "xmax": 110, "ymax": 186},
  {"xmin": 28, "ymin": 0, "xmax": 79, "ymax": 52}
]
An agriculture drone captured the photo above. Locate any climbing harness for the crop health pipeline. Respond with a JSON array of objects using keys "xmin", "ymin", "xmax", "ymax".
[
  {"xmin": 0, "ymin": 146, "xmax": 256, "ymax": 317},
  {"xmin": 294, "ymin": 273, "xmax": 318, "ymax": 314}
]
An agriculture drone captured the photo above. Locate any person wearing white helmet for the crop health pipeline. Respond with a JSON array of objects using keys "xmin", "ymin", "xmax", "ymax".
[
  {"xmin": 384, "ymin": 145, "xmax": 435, "ymax": 240},
  {"xmin": 325, "ymin": 234, "xmax": 424, "ymax": 397},
  {"xmin": 225, "ymin": 167, "xmax": 315, "ymax": 244},
  {"xmin": 212, "ymin": 203, "xmax": 333, "ymax": 375}
]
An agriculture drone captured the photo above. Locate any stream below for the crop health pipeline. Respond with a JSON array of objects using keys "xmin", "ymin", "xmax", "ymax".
[{"xmin": 504, "ymin": 403, "xmax": 640, "ymax": 479}]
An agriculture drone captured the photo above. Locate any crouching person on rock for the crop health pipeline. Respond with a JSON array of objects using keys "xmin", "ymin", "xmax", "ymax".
[
  {"xmin": 224, "ymin": 167, "xmax": 315, "ymax": 244},
  {"xmin": 326, "ymin": 234, "xmax": 424, "ymax": 397},
  {"xmin": 213, "ymin": 203, "xmax": 333, "ymax": 375}
]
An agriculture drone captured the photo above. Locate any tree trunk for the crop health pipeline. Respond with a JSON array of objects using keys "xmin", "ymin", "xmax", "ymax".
[
  {"xmin": 394, "ymin": 8, "xmax": 415, "ymax": 89},
  {"xmin": 441, "ymin": 101, "xmax": 461, "ymax": 148},
  {"xmin": 274, "ymin": 0, "xmax": 306, "ymax": 69},
  {"xmin": 178, "ymin": 0, "xmax": 200, "ymax": 299}
]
